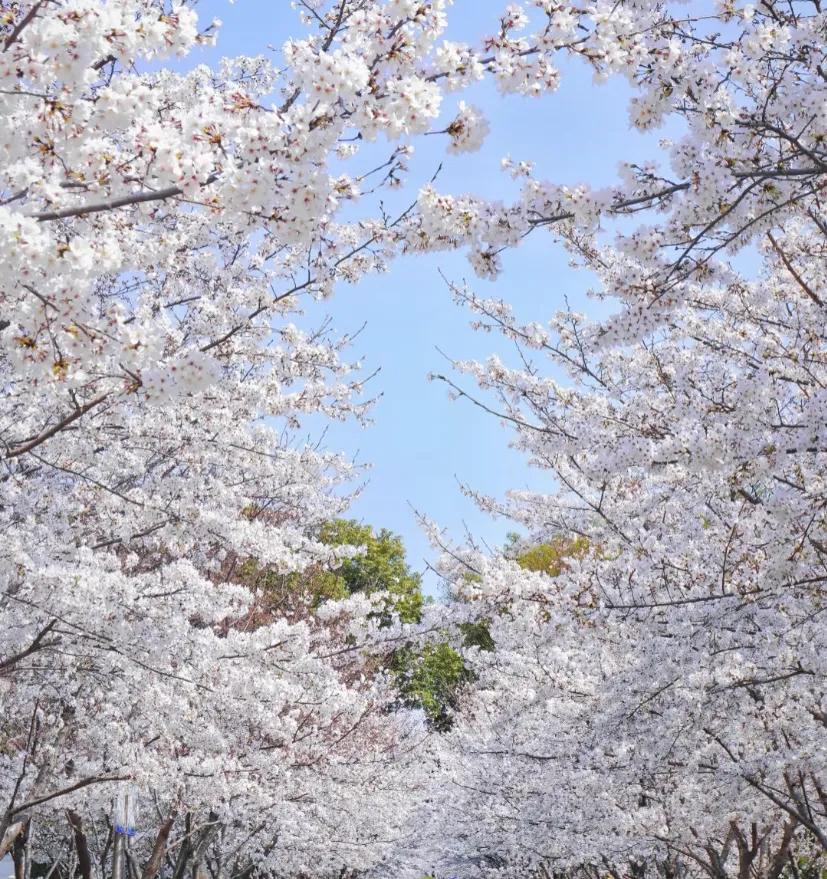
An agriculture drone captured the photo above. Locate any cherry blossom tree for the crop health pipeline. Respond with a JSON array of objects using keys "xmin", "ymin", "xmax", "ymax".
[
  {"xmin": 4, "ymin": 0, "xmax": 827, "ymax": 877},
  {"xmin": 416, "ymin": 1, "xmax": 827, "ymax": 877},
  {"xmin": 0, "ymin": 0, "xmax": 526, "ymax": 873}
]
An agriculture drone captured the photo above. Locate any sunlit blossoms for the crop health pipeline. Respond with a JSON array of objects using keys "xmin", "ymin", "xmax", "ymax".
[
  {"xmin": 445, "ymin": 102, "xmax": 490, "ymax": 154},
  {"xmin": 2, "ymin": 1, "xmax": 826, "ymax": 879},
  {"xmin": 419, "ymin": 1, "xmax": 827, "ymax": 876}
]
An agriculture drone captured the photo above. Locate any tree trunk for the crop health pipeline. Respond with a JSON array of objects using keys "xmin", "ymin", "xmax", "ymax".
[
  {"xmin": 140, "ymin": 816, "xmax": 176, "ymax": 879},
  {"xmin": 12, "ymin": 820, "xmax": 29, "ymax": 879},
  {"xmin": 0, "ymin": 821, "xmax": 25, "ymax": 861},
  {"xmin": 169, "ymin": 815, "xmax": 192, "ymax": 879},
  {"xmin": 23, "ymin": 818, "xmax": 33, "ymax": 879},
  {"xmin": 66, "ymin": 811, "xmax": 92, "ymax": 879},
  {"xmin": 189, "ymin": 814, "xmax": 219, "ymax": 879}
]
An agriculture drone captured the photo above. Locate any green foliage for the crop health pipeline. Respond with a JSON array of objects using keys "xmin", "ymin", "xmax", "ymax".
[
  {"xmin": 237, "ymin": 526, "xmax": 594, "ymax": 732},
  {"xmin": 235, "ymin": 557, "xmax": 350, "ymax": 608},
  {"xmin": 316, "ymin": 519, "xmax": 424, "ymax": 623},
  {"xmin": 315, "ymin": 520, "xmax": 483, "ymax": 729},
  {"xmin": 459, "ymin": 619, "xmax": 495, "ymax": 651},
  {"xmin": 514, "ymin": 535, "xmax": 590, "ymax": 577},
  {"xmin": 228, "ymin": 518, "xmax": 425, "ymax": 625},
  {"xmin": 236, "ymin": 518, "xmax": 494, "ymax": 732},
  {"xmin": 782, "ymin": 853, "xmax": 827, "ymax": 879},
  {"xmin": 391, "ymin": 641, "xmax": 470, "ymax": 732},
  {"xmin": 392, "ymin": 620, "xmax": 494, "ymax": 731}
]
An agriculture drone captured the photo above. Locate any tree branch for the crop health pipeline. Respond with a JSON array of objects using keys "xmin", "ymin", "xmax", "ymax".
[
  {"xmin": 32, "ymin": 175, "xmax": 218, "ymax": 222},
  {"xmin": 6, "ymin": 393, "xmax": 109, "ymax": 459},
  {"xmin": 0, "ymin": 620, "xmax": 59, "ymax": 672}
]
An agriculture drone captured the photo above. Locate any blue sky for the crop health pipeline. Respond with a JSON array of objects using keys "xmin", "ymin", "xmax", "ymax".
[{"xmin": 188, "ymin": 0, "xmax": 665, "ymax": 595}]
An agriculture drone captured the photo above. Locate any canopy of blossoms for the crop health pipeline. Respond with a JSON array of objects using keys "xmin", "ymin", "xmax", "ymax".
[{"xmin": 1, "ymin": 2, "xmax": 825, "ymax": 879}]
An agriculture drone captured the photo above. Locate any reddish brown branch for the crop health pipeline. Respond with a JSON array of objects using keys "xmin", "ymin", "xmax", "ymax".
[
  {"xmin": 767, "ymin": 231, "xmax": 824, "ymax": 306},
  {"xmin": 3, "ymin": 1, "xmax": 47, "ymax": 52},
  {"xmin": 10, "ymin": 775, "xmax": 128, "ymax": 815}
]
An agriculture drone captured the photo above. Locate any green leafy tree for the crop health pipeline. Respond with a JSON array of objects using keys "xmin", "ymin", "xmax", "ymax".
[
  {"xmin": 390, "ymin": 622, "xmax": 494, "ymax": 732},
  {"xmin": 315, "ymin": 520, "xmax": 494, "ymax": 730},
  {"xmin": 391, "ymin": 641, "xmax": 469, "ymax": 732},
  {"xmin": 314, "ymin": 519, "xmax": 425, "ymax": 623},
  {"xmin": 230, "ymin": 517, "xmax": 494, "ymax": 730},
  {"xmin": 516, "ymin": 536, "xmax": 590, "ymax": 576},
  {"xmin": 225, "ymin": 517, "xmax": 424, "ymax": 622},
  {"xmin": 505, "ymin": 532, "xmax": 590, "ymax": 577}
]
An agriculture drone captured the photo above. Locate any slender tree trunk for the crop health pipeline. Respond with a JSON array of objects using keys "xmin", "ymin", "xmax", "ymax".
[
  {"xmin": 189, "ymin": 814, "xmax": 219, "ymax": 879},
  {"xmin": 23, "ymin": 818, "xmax": 33, "ymax": 879},
  {"xmin": 12, "ymin": 820, "xmax": 29, "ymax": 879},
  {"xmin": 766, "ymin": 820, "xmax": 797, "ymax": 879},
  {"xmin": 126, "ymin": 850, "xmax": 141, "ymax": 879},
  {"xmin": 169, "ymin": 815, "xmax": 192, "ymax": 879},
  {"xmin": 141, "ymin": 816, "xmax": 176, "ymax": 879},
  {"xmin": 111, "ymin": 831, "xmax": 125, "ymax": 879},
  {"xmin": 214, "ymin": 826, "xmax": 225, "ymax": 879},
  {"xmin": 66, "ymin": 811, "xmax": 93, "ymax": 879}
]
